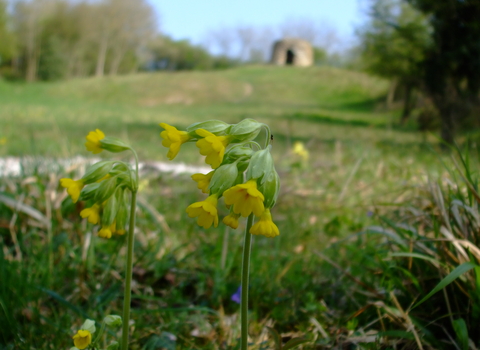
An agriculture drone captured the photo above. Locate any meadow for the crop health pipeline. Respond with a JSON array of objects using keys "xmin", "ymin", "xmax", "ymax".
[{"xmin": 1, "ymin": 66, "xmax": 479, "ymax": 349}]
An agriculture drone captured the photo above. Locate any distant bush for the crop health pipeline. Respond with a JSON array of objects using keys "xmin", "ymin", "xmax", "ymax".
[{"xmin": 145, "ymin": 35, "xmax": 238, "ymax": 71}]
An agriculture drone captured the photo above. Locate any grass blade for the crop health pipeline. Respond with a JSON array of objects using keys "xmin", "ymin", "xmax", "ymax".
[{"xmin": 413, "ymin": 262, "xmax": 477, "ymax": 309}]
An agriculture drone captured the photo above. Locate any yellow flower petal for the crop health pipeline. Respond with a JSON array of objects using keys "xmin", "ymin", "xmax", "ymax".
[
  {"xmin": 186, "ymin": 194, "xmax": 219, "ymax": 229},
  {"xmin": 223, "ymin": 180, "xmax": 265, "ymax": 217},
  {"xmin": 195, "ymin": 129, "xmax": 230, "ymax": 169},
  {"xmin": 85, "ymin": 129, "xmax": 105, "ymax": 154},
  {"xmin": 223, "ymin": 213, "xmax": 240, "ymax": 229},
  {"xmin": 98, "ymin": 226, "xmax": 112, "ymax": 239},
  {"xmin": 250, "ymin": 209, "xmax": 279, "ymax": 238},
  {"xmin": 80, "ymin": 204, "xmax": 101, "ymax": 224},
  {"xmin": 159, "ymin": 123, "xmax": 191, "ymax": 160},
  {"xmin": 192, "ymin": 171, "xmax": 214, "ymax": 193},
  {"xmin": 60, "ymin": 178, "xmax": 85, "ymax": 203},
  {"xmin": 72, "ymin": 329, "xmax": 92, "ymax": 350}
]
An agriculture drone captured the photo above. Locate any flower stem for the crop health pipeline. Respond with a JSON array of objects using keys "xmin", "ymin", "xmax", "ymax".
[
  {"xmin": 241, "ymin": 214, "xmax": 254, "ymax": 350},
  {"xmin": 121, "ymin": 190, "xmax": 137, "ymax": 350}
]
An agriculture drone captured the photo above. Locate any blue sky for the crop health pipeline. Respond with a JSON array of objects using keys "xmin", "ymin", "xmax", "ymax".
[{"xmin": 148, "ymin": 0, "xmax": 365, "ymax": 46}]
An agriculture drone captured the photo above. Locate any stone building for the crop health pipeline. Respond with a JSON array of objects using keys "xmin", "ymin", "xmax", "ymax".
[{"xmin": 271, "ymin": 38, "xmax": 313, "ymax": 67}]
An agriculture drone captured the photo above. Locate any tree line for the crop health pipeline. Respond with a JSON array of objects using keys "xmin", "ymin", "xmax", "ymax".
[
  {"xmin": 359, "ymin": 0, "xmax": 480, "ymax": 144},
  {"xmin": 0, "ymin": 0, "xmax": 241, "ymax": 81}
]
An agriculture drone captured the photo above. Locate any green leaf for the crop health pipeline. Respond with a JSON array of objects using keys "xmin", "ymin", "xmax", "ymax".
[
  {"xmin": 266, "ymin": 327, "xmax": 282, "ymax": 350},
  {"xmin": 389, "ymin": 252, "xmax": 442, "ymax": 268},
  {"xmin": 283, "ymin": 337, "xmax": 311, "ymax": 350},
  {"xmin": 413, "ymin": 262, "xmax": 477, "ymax": 309},
  {"xmin": 453, "ymin": 318, "xmax": 469, "ymax": 350}
]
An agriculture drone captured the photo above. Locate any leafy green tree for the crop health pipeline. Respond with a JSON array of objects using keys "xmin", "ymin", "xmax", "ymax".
[
  {"xmin": 358, "ymin": 0, "xmax": 431, "ymax": 121},
  {"xmin": 406, "ymin": 0, "xmax": 480, "ymax": 144}
]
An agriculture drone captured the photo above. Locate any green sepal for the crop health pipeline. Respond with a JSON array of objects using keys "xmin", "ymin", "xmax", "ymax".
[
  {"xmin": 81, "ymin": 161, "xmax": 115, "ymax": 184},
  {"xmin": 79, "ymin": 183, "xmax": 101, "ymax": 201},
  {"xmin": 259, "ymin": 169, "xmax": 280, "ymax": 208},
  {"xmin": 186, "ymin": 120, "xmax": 231, "ymax": 136},
  {"xmin": 100, "ymin": 137, "xmax": 131, "ymax": 153},
  {"xmin": 230, "ymin": 119, "xmax": 262, "ymax": 142},
  {"xmin": 102, "ymin": 190, "xmax": 118, "ymax": 227},
  {"xmin": 80, "ymin": 319, "xmax": 96, "ymax": 334},
  {"xmin": 94, "ymin": 176, "xmax": 117, "ymax": 203},
  {"xmin": 115, "ymin": 189, "xmax": 128, "ymax": 233},
  {"xmin": 223, "ymin": 145, "xmax": 254, "ymax": 163},
  {"xmin": 246, "ymin": 147, "xmax": 274, "ymax": 184},
  {"xmin": 208, "ymin": 163, "xmax": 239, "ymax": 195},
  {"xmin": 104, "ymin": 315, "xmax": 122, "ymax": 327}
]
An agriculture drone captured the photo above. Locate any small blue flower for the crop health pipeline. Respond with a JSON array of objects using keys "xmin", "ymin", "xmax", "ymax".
[{"xmin": 231, "ymin": 286, "xmax": 241, "ymax": 304}]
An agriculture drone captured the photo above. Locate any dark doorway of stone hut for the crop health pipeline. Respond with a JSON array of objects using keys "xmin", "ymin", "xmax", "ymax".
[{"xmin": 286, "ymin": 49, "xmax": 295, "ymax": 65}]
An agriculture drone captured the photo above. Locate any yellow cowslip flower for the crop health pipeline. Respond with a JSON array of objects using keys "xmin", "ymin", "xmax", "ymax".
[
  {"xmin": 186, "ymin": 194, "xmax": 219, "ymax": 229},
  {"xmin": 223, "ymin": 180, "xmax": 265, "ymax": 217},
  {"xmin": 85, "ymin": 129, "xmax": 105, "ymax": 154},
  {"xmin": 72, "ymin": 329, "xmax": 92, "ymax": 349},
  {"xmin": 98, "ymin": 222, "xmax": 116, "ymax": 239},
  {"xmin": 293, "ymin": 141, "xmax": 309, "ymax": 161},
  {"xmin": 159, "ymin": 123, "xmax": 191, "ymax": 160},
  {"xmin": 60, "ymin": 178, "xmax": 85, "ymax": 203},
  {"xmin": 223, "ymin": 212, "xmax": 241, "ymax": 229},
  {"xmin": 80, "ymin": 204, "xmax": 101, "ymax": 224},
  {"xmin": 250, "ymin": 209, "xmax": 279, "ymax": 238},
  {"xmin": 0, "ymin": 137, "xmax": 6, "ymax": 145},
  {"xmin": 195, "ymin": 129, "xmax": 231, "ymax": 169},
  {"xmin": 191, "ymin": 171, "xmax": 214, "ymax": 193}
]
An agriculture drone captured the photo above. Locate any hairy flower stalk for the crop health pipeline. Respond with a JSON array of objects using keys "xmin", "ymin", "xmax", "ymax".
[
  {"xmin": 61, "ymin": 129, "xmax": 139, "ymax": 350},
  {"xmin": 158, "ymin": 119, "xmax": 281, "ymax": 349}
]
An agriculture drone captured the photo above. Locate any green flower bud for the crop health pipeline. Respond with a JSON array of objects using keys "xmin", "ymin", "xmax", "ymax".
[
  {"xmin": 258, "ymin": 169, "xmax": 280, "ymax": 209},
  {"xmin": 246, "ymin": 147, "xmax": 274, "ymax": 184},
  {"xmin": 81, "ymin": 161, "xmax": 115, "ymax": 184},
  {"xmin": 94, "ymin": 176, "xmax": 117, "ymax": 203},
  {"xmin": 102, "ymin": 190, "xmax": 118, "ymax": 227},
  {"xmin": 99, "ymin": 137, "xmax": 131, "ymax": 153},
  {"xmin": 230, "ymin": 119, "xmax": 262, "ymax": 142},
  {"xmin": 186, "ymin": 120, "xmax": 231, "ymax": 136},
  {"xmin": 223, "ymin": 145, "xmax": 254, "ymax": 163},
  {"xmin": 209, "ymin": 163, "xmax": 239, "ymax": 195},
  {"xmin": 115, "ymin": 189, "xmax": 128, "ymax": 234},
  {"xmin": 79, "ymin": 183, "xmax": 100, "ymax": 201},
  {"xmin": 106, "ymin": 341, "xmax": 119, "ymax": 350},
  {"xmin": 104, "ymin": 315, "xmax": 122, "ymax": 327},
  {"xmin": 80, "ymin": 319, "xmax": 96, "ymax": 334}
]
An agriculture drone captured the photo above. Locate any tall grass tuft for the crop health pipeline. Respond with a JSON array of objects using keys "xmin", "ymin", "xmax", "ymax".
[{"xmin": 334, "ymin": 145, "xmax": 480, "ymax": 349}]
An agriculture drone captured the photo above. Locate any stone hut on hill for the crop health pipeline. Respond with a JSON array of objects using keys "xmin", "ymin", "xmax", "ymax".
[{"xmin": 271, "ymin": 38, "xmax": 313, "ymax": 67}]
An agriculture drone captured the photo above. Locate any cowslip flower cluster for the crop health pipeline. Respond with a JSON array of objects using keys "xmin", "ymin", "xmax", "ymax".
[
  {"xmin": 159, "ymin": 119, "xmax": 280, "ymax": 237},
  {"xmin": 60, "ymin": 129, "xmax": 138, "ymax": 239}
]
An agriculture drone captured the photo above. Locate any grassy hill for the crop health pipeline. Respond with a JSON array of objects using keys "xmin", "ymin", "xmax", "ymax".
[
  {"xmin": 2, "ymin": 66, "xmax": 471, "ymax": 349},
  {"xmin": 0, "ymin": 65, "xmax": 418, "ymax": 161}
]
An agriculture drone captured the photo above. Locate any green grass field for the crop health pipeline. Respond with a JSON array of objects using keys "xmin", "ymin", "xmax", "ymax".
[{"xmin": 1, "ymin": 66, "xmax": 477, "ymax": 349}]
